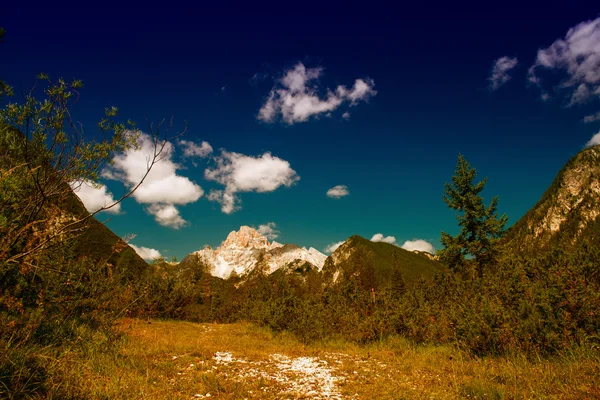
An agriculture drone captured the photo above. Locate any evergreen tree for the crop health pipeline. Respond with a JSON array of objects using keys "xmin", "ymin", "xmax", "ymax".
[{"xmin": 438, "ymin": 155, "xmax": 508, "ymax": 277}]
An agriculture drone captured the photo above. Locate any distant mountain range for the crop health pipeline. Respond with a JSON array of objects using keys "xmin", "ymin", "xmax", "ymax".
[
  {"xmin": 178, "ymin": 226, "xmax": 444, "ymax": 284},
  {"xmin": 179, "ymin": 226, "xmax": 327, "ymax": 279},
  {"xmin": 12, "ymin": 119, "xmax": 599, "ymax": 283},
  {"xmin": 177, "ymin": 145, "xmax": 600, "ymax": 283}
]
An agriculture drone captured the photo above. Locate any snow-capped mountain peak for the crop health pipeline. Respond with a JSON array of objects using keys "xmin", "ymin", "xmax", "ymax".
[
  {"xmin": 186, "ymin": 226, "xmax": 326, "ymax": 279},
  {"xmin": 219, "ymin": 226, "xmax": 270, "ymax": 251}
]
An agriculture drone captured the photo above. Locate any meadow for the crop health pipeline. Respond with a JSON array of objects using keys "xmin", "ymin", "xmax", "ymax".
[{"xmin": 47, "ymin": 318, "xmax": 600, "ymax": 399}]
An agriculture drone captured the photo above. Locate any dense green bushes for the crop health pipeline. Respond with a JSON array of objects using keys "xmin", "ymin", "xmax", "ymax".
[{"xmin": 131, "ymin": 241, "xmax": 599, "ymax": 357}]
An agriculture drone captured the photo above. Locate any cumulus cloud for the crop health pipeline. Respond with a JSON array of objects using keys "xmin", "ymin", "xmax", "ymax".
[
  {"xmin": 528, "ymin": 17, "xmax": 600, "ymax": 105},
  {"xmin": 204, "ymin": 151, "xmax": 299, "ymax": 214},
  {"xmin": 586, "ymin": 131, "xmax": 600, "ymax": 148},
  {"xmin": 370, "ymin": 233, "xmax": 396, "ymax": 244},
  {"xmin": 102, "ymin": 132, "xmax": 203, "ymax": 227},
  {"xmin": 257, "ymin": 62, "xmax": 376, "ymax": 124},
  {"xmin": 324, "ymin": 241, "xmax": 345, "ymax": 254},
  {"xmin": 207, "ymin": 189, "xmax": 239, "ymax": 214},
  {"xmin": 146, "ymin": 204, "xmax": 187, "ymax": 229},
  {"xmin": 179, "ymin": 140, "xmax": 213, "ymax": 158},
  {"xmin": 401, "ymin": 239, "xmax": 435, "ymax": 254},
  {"xmin": 488, "ymin": 56, "xmax": 518, "ymax": 90},
  {"xmin": 583, "ymin": 111, "xmax": 600, "ymax": 123},
  {"xmin": 70, "ymin": 180, "xmax": 121, "ymax": 214},
  {"xmin": 342, "ymin": 111, "xmax": 351, "ymax": 120},
  {"xmin": 130, "ymin": 243, "xmax": 162, "ymax": 260},
  {"xmin": 326, "ymin": 185, "xmax": 350, "ymax": 199},
  {"xmin": 257, "ymin": 222, "xmax": 279, "ymax": 240},
  {"xmin": 335, "ymin": 77, "xmax": 378, "ymax": 105}
]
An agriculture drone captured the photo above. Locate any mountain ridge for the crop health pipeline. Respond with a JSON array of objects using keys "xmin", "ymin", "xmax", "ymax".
[
  {"xmin": 503, "ymin": 144, "xmax": 600, "ymax": 255},
  {"xmin": 180, "ymin": 226, "xmax": 327, "ymax": 278},
  {"xmin": 322, "ymin": 235, "xmax": 447, "ymax": 287}
]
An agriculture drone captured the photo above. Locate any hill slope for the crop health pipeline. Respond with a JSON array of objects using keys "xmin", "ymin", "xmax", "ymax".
[
  {"xmin": 0, "ymin": 123, "xmax": 147, "ymax": 275},
  {"xmin": 322, "ymin": 235, "xmax": 447, "ymax": 287},
  {"xmin": 503, "ymin": 144, "xmax": 600, "ymax": 255},
  {"xmin": 64, "ymin": 193, "xmax": 148, "ymax": 276}
]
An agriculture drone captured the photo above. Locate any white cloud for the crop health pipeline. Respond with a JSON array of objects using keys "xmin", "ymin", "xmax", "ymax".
[
  {"xmin": 528, "ymin": 17, "xmax": 600, "ymax": 105},
  {"xmin": 585, "ymin": 131, "xmax": 600, "ymax": 148},
  {"xmin": 371, "ymin": 233, "xmax": 396, "ymax": 244},
  {"xmin": 342, "ymin": 111, "xmax": 350, "ymax": 120},
  {"xmin": 583, "ymin": 111, "xmax": 600, "ymax": 123},
  {"xmin": 257, "ymin": 62, "xmax": 376, "ymax": 124},
  {"xmin": 488, "ymin": 56, "xmax": 518, "ymax": 90},
  {"xmin": 146, "ymin": 203, "xmax": 187, "ymax": 229},
  {"xmin": 205, "ymin": 151, "xmax": 299, "ymax": 214},
  {"xmin": 336, "ymin": 78, "xmax": 378, "ymax": 105},
  {"xmin": 179, "ymin": 140, "xmax": 213, "ymax": 158},
  {"xmin": 257, "ymin": 222, "xmax": 279, "ymax": 240},
  {"xmin": 130, "ymin": 243, "xmax": 162, "ymax": 260},
  {"xmin": 207, "ymin": 189, "xmax": 239, "ymax": 214},
  {"xmin": 70, "ymin": 180, "xmax": 121, "ymax": 214},
  {"xmin": 326, "ymin": 185, "xmax": 349, "ymax": 199},
  {"xmin": 102, "ymin": 132, "xmax": 203, "ymax": 227},
  {"xmin": 324, "ymin": 241, "xmax": 344, "ymax": 254},
  {"xmin": 401, "ymin": 239, "xmax": 435, "ymax": 254}
]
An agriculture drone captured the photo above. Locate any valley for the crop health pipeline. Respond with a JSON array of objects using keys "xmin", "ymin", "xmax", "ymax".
[{"xmin": 3, "ymin": 11, "xmax": 600, "ymax": 397}]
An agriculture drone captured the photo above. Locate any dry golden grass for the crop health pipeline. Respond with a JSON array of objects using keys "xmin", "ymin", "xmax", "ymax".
[{"xmin": 53, "ymin": 319, "xmax": 600, "ymax": 399}]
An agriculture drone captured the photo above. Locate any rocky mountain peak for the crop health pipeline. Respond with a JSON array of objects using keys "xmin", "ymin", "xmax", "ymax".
[
  {"xmin": 184, "ymin": 226, "xmax": 326, "ymax": 279},
  {"xmin": 505, "ymin": 145, "xmax": 600, "ymax": 251},
  {"xmin": 220, "ymin": 226, "xmax": 270, "ymax": 250}
]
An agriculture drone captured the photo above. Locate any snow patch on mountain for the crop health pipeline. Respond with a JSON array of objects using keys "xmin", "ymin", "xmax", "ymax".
[{"xmin": 192, "ymin": 226, "xmax": 326, "ymax": 279}]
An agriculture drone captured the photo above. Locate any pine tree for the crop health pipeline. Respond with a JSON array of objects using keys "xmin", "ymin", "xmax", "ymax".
[{"xmin": 438, "ymin": 155, "xmax": 508, "ymax": 277}]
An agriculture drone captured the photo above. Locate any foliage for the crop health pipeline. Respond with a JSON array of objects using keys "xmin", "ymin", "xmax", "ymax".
[
  {"xmin": 0, "ymin": 72, "xmax": 175, "ymax": 396},
  {"xmin": 438, "ymin": 155, "xmax": 508, "ymax": 277},
  {"xmin": 0, "ymin": 78, "xmax": 135, "ymax": 266}
]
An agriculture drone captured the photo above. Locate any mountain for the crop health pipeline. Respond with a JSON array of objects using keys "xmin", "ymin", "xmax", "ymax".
[
  {"xmin": 0, "ymin": 123, "xmax": 147, "ymax": 276},
  {"xmin": 180, "ymin": 226, "xmax": 327, "ymax": 279},
  {"xmin": 64, "ymin": 193, "xmax": 148, "ymax": 277},
  {"xmin": 503, "ymin": 145, "xmax": 600, "ymax": 255},
  {"xmin": 322, "ymin": 235, "xmax": 447, "ymax": 287}
]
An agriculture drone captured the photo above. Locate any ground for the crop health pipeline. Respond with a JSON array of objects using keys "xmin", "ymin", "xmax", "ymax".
[{"xmin": 64, "ymin": 319, "xmax": 600, "ymax": 399}]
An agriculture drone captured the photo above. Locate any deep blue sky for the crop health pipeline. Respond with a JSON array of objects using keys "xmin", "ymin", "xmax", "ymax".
[{"xmin": 2, "ymin": 2, "xmax": 600, "ymax": 259}]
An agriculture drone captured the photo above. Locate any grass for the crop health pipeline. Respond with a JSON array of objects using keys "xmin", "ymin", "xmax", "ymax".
[{"xmin": 39, "ymin": 318, "xmax": 600, "ymax": 399}]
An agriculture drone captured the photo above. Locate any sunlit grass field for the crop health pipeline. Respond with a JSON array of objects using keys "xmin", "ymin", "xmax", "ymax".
[{"xmin": 49, "ymin": 319, "xmax": 600, "ymax": 399}]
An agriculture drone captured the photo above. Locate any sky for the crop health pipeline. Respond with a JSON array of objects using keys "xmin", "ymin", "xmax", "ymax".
[{"xmin": 2, "ymin": 2, "xmax": 600, "ymax": 260}]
